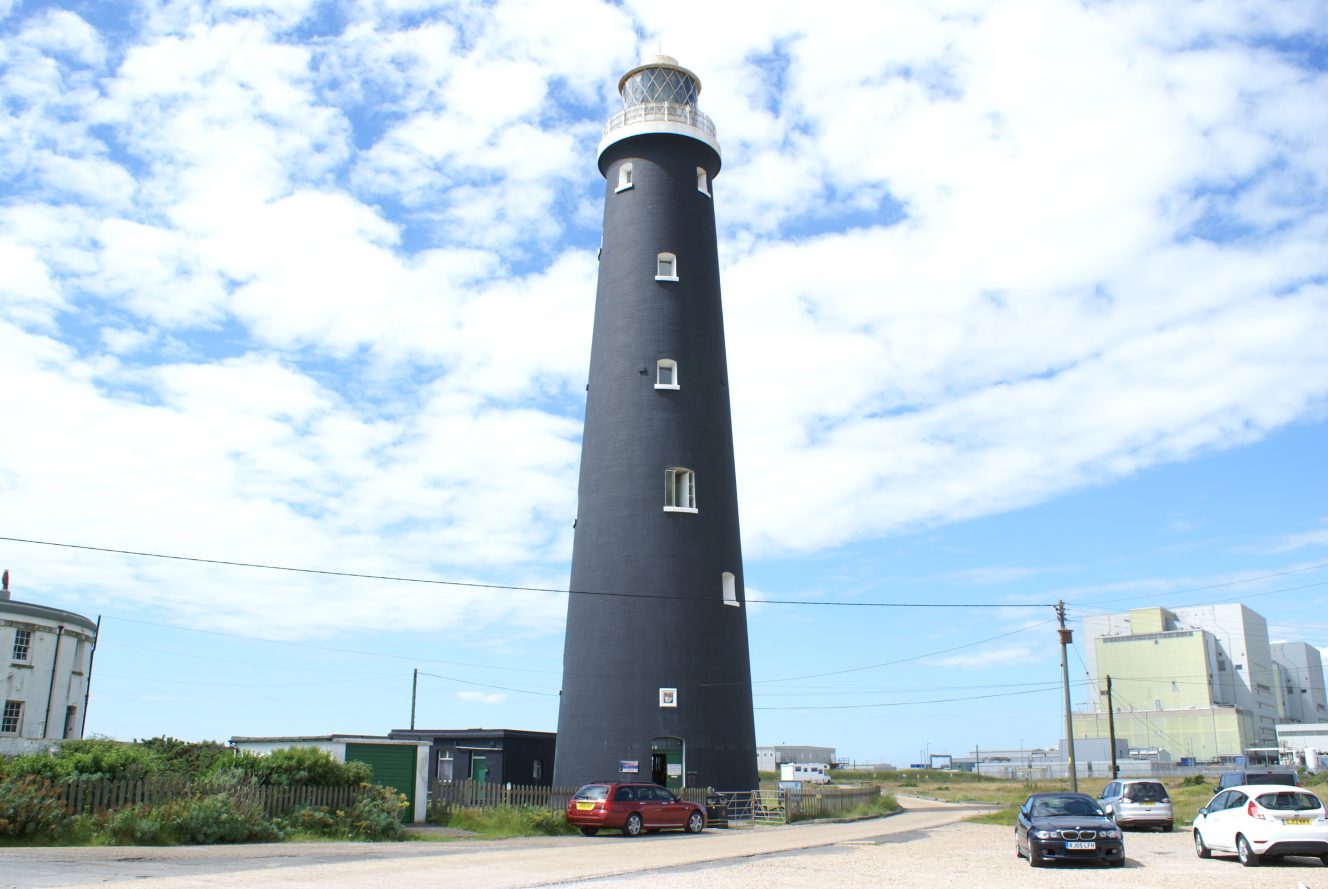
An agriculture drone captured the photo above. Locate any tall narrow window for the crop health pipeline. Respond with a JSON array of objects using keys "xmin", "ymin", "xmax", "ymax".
[
  {"xmin": 1, "ymin": 700, "xmax": 21, "ymax": 734},
  {"xmin": 616, "ymin": 161, "xmax": 634, "ymax": 192},
  {"xmin": 664, "ymin": 468, "xmax": 696, "ymax": 512},
  {"xmin": 697, "ymin": 167, "xmax": 710, "ymax": 196},
  {"xmin": 655, "ymin": 359, "xmax": 678, "ymax": 389},
  {"xmin": 63, "ymin": 706, "xmax": 77, "ymax": 738},
  {"xmin": 722, "ymin": 572, "xmax": 739, "ymax": 607},
  {"xmin": 11, "ymin": 629, "xmax": 30, "ymax": 662},
  {"xmin": 655, "ymin": 252, "xmax": 678, "ymax": 281}
]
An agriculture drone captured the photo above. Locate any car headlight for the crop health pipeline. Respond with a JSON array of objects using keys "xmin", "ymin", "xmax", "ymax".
[
  {"xmin": 1099, "ymin": 829, "xmax": 1120, "ymax": 838},
  {"xmin": 1033, "ymin": 829, "xmax": 1058, "ymax": 839}
]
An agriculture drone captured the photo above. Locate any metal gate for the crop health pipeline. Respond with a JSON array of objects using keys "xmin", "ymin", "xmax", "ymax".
[{"xmin": 713, "ymin": 790, "xmax": 786, "ymax": 825}]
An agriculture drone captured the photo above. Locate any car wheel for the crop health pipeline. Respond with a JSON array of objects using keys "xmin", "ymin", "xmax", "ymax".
[
  {"xmin": 579, "ymin": 826, "xmax": 598, "ymax": 837},
  {"xmin": 1028, "ymin": 845, "xmax": 1043, "ymax": 868},
  {"xmin": 686, "ymin": 811, "xmax": 704, "ymax": 833},
  {"xmin": 1236, "ymin": 834, "xmax": 1259, "ymax": 868},
  {"xmin": 623, "ymin": 813, "xmax": 643, "ymax": 837},
  {"xmin": 1319, "ymin": 854, "xmax": 1328, "ymax": 867},
  {"xmin": 1015, "ymin": 837, "xmax": 1024, "ymax": 859},
  {"xmin": 1161, "ymin": 822, "xmax": 1173, "ymax": 833},
  {"xmin": 1109, "ymin": 857, "xmax": 1126, "ymax": 868},
  {"xmin": 1193, "ymin": 830, "xmax": 1211, "ymax": 859}
]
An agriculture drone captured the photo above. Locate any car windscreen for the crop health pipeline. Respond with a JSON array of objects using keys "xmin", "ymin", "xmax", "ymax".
[
  {"xmin": 1032, "ymin": 796, "xmax": 1105, "ymax": 818},
  {"xmin": 573, "ymin": 785, "xmax": 609, "ymax": 801},
  {"xmin": 1124, "ymin": 783, "xmax": 1169, "ymax": 802},
  {"xmin": 1255, "ymin": 791, "xmax": 1322, "ymax": 812}
]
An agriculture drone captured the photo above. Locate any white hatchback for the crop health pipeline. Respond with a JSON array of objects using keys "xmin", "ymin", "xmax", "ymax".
[{"xmin": 1192, "ymin": 784, "xmax": 1328, "ymax": 868}]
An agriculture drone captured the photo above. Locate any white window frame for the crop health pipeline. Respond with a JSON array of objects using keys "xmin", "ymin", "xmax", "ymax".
[
  {"xmin": 722, "ymin": 572, "xmax": 739, "ymax": 607},
  {"xmin": 1, "ymin": 700, "xmax": 21, "ymax": 734},
  {"xmin": 11, "ymin": 629, "xmax": 30, "ymax": 662},
  {"xmin": 655, "ymin": 252, "xmax": 678, "ymax": 282},
  {"xmin": 655, "ymin": 359, "xmax": 679, "ymax": 390},
  {"xmin": 616, "ymin": 161, "xmax": 634, "ymax": 193},
  {"xmin": 664, "ymin": 467, "xmax": 696, "ymax": 513},
  {"xmin": 697, "ymin": 166, "xmax": 710, "ymax": 196}
]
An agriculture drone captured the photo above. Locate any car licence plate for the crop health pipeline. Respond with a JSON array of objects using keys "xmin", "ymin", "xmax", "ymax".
[
  {"xmin": 1284, "ymin": 818, "xmax": 1311, "ymax": 825},
  {"xmin": 1066, "ymin": 841, "xmax": 1095, "ymax": 850},
  {"xmin": 576, "ymin": 802, "xmax": 594, "ymax": 811},
  {"xmin": 1140, "ymin": 801, "xmax": 1155, "ymax": 806}
]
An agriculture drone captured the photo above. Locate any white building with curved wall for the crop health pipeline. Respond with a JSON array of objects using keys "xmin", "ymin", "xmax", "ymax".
[{"xmin": 1, "ymin": 575, "xmax": 98, "ymax": 754}]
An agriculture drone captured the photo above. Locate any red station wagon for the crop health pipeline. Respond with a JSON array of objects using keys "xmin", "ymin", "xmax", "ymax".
[{"xmin": 565, "ymin": 782, "xmax": 706, "ymax": 836}]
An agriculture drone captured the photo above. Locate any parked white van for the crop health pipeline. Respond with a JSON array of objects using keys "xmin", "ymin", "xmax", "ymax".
[{"xmin": 779, "ymin": 762, "xmax": 831, "ymax": 784}]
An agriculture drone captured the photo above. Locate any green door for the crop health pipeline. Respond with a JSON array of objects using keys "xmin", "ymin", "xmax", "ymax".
[
  {"xmin": 650, "ymin": 737, "xmax": 684, "ymax": 791},
  {"xmin": 470, "ymin": 755, "xmax": 488, "ymax": 783},
  {"xmin": 345, "ymin": 743, "xmax": 415, "ymax": 822}
]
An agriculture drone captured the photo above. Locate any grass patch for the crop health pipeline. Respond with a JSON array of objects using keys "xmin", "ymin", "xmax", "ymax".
[
  {"xmin": 965, "ymin": 806, "xmax": 1018, "ymax": 826},
  {"xmin": 439, "ymin": 805, "xmax": 576, "ymax": 838},
  {"xmin": 837, "ymin": 792, "xmax": 901, "ymax": 819}
]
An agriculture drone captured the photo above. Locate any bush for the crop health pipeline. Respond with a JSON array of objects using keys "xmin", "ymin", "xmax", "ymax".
[
  {"xmin": 347, "ymin": 783, "xmax": 407, "ymax": 840},
  {"xmin": 0, "ymin": 776, "xmax": 69, "ymax": 839},
  {"xmin": 207, "ymin": 747, "xmax": 371, "ymax": 787},
  {"xmin": 98, "ymin": 792, "xmax": 281, "ymax": 845},
  {"xmin": 0, "ymin": 738, "xmax": 166, "ymax": 782},
  {"xmin": 444, "ymin": 805, "xmax": 576, "ymax": 837}
]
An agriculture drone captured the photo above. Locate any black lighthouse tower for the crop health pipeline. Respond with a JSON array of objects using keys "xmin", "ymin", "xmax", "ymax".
[{"xmin": 554, "ymin": 56, "xmax": 757, "ymax": 793}]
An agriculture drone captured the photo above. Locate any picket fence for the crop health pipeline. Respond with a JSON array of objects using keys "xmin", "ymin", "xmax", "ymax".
[
  {"xmin": 428, "ymin": 779, "xmax": 883, "ymax": 825},
  {"xmin": 54, "ymin": 778, "xmax": 364, "ymax": 817}
]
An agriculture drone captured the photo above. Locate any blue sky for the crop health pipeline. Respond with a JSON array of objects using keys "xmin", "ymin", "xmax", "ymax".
[{"xmin": 1, "ymin": 0, "xmax": 1326, "ymax": 769}]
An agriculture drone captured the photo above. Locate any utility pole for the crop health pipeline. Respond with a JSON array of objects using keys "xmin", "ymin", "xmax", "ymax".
[
  {"xmin": 1057, "ymin": 601, "xmax": 1078, "ymax": 791},
  {"xmin": 410, "ymin": 668, "xmax": 418, "ymax": 731},
  {"xmin": 1104, "ymin": 675, "xmax": 1119, "ymax": 779}
]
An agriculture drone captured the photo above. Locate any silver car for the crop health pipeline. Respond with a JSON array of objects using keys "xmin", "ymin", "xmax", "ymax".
[{"xmin": 1098, "ymin": 779, "xmax": 1173, "ymax": 831}]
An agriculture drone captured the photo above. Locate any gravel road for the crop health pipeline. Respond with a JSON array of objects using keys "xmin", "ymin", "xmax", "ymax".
[{"xmin": 3, "ymin": 797, "xmax": 1325, "ymax": 889}]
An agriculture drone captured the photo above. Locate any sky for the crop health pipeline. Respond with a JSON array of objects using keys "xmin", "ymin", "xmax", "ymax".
[{"xmin": 1, "ymin": 0, "xmax": 1326, "ymax": 771}]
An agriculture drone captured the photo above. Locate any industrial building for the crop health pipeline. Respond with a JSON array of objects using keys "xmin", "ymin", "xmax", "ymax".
[{"xmin": 1072, "ymin": 604, "xmax": 1327, "ymax": 762}]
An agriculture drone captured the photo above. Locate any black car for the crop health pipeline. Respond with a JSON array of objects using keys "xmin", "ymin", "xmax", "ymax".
[{"xmin": 1015, "ymin": 792, "xmax": 1126, "ymax": 868}]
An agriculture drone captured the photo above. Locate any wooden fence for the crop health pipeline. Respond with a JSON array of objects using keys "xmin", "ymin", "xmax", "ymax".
[
  {"xmin": 784, "ymin": 784, "xmax": 883, "ymax": 821},
  {"xmin": 430, "ymin": 780, "xmax": 715, "ymax": 814},
  {"xmin": 53, "ymin": 778, "xmax": 364, "ymax": 817}
]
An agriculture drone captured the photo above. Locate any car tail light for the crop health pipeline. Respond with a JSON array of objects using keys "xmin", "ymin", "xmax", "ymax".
[{"xmin": 1246, "ymin": 801, "xmax": 1267, "ymax": 820}]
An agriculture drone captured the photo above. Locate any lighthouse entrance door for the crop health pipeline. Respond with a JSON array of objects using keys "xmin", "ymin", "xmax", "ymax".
[{"xmin": 650, "ymin": 737, "xmax": 684, "ymax": 791}]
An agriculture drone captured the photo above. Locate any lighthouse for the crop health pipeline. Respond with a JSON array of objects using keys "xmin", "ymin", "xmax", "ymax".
[{"xmin": 554, "ymin": 56, "xmax": 757, "ymax": 793}]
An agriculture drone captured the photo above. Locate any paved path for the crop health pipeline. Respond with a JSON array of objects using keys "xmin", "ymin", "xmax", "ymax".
[{"xmin": 1, "ymin": 797, "xmax": 988, "ymax": 889}]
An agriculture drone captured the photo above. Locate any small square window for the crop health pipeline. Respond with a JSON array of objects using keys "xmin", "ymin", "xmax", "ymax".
[
  {"xmin": 664, "ymin": 467, "xmax": 696, "ymax": 512},
  {"xmin": 1, "ymin": 700, "xmax": 21, "ymax": 734},
  {"xmin": 655, "ymin": 252, "xmax": 678, "ymax": 281},
  {"xmin": 655, "ymin": 359, "xmax": 678, "ymax": 389},
  {"xmin": 616, "ymin": 162, "xmax": 634, "ymax": 193},
  {"xmin": 11, "ymin": 629, "xmax": 30, "ymax": 662},
  {"xmin": 697, "ymin": 167, "xmax": 710, "ymax": 196}
]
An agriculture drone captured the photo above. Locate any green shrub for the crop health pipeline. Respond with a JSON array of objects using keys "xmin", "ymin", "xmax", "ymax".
[
  {"xmin": 98, "ymin": 792, "xmax": 280, "ymax": 845},
  {"xmin": 444, "ymin": 805, "xmax": 576, "ymax": 837},
  {"xmin": 347, "ymin": 784, "xmax": 407, "ymax": 840},
  {"xmin": 0, "ymin": 738, "xmax": 165, "ymax": 782},
  {"xmin": 206, "ymin": 747, "xmax": 371, "ymax": 787},
  {"xmin": 0, "ymin": 776, "xmax": 69, "ymax": 839},
  {"xmin": 1181, "ymin": 774, "xmax": 1208, "ymax": 787}
]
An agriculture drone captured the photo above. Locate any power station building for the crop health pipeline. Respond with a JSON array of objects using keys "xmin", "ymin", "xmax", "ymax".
[
  {"xmin": 554, "ymin": 56, "xmax": 757, "ymax": 792},
  {"xmin": 1072, "ymin": 603, "xmax": 1328, "ymax": 762}
]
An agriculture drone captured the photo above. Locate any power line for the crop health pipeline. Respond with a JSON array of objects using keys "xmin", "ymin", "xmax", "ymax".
[
  {"xmin": 753, "ymin": 682, "xmax": 1078, "ymax": 711},
  {"xmin": 735, "ymin": 619, "xmax": 1058, "ymax": 685},
  {"xmin": 0, "ymin": 535, "xmax": 1046, "ymax": 608},
  {"xmin": 415, "ymin": 671, "xmax": 558, "ymax": 698},
  {"xmin": 1063, "ymin": 562, "xmax": 1328, "ymax": 609}
]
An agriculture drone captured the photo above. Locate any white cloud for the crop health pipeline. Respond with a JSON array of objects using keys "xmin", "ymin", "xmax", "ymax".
[
  {"xmin": 931, "ymin": 645, "xmax": 1040, "ymax": 670},
  {"xmin": 0, "ymin": 0, "xmax": 1324, "ymax": 648}
]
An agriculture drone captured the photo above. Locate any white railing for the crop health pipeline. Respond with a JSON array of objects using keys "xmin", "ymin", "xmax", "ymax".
[{"xmin": 603, "ymin": 102, "xmax": 717, "ymax": 141}]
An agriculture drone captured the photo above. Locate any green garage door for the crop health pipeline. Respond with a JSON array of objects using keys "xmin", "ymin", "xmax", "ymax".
[{"xmin": 345, "ymin": 743, "xmax": 416, "ymax": 822}]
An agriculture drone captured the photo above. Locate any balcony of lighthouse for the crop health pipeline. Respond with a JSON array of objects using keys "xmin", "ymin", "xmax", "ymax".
[{"xmin": 598, "ymin": 57, "xmax": 720, "ymax": 160}]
